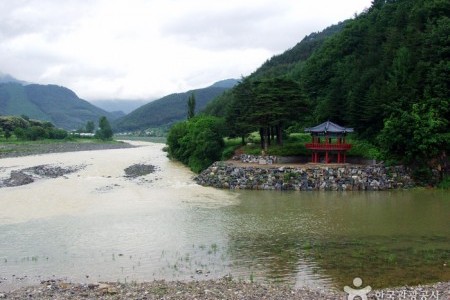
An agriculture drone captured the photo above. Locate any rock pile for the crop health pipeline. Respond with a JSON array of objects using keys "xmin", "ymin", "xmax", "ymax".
[
  {"xmin": 0, "ymin": 164, "xmax": 84, "ymax": 188},
  {"xmin": 195, "ymin": 162, "xmax": 414, "ymax": 191},
  {"xmin": 124, "ymin": 164, "xmax": 157, "ymax": 178},
  {"xmin": 233, "ymin": 154, "xmax": 278, "ymax": 165}
]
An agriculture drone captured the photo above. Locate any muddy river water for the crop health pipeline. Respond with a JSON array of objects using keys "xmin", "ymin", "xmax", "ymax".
[{"xmin": 0, "ymin": 141, "xmax": 448, "ymax": 291}]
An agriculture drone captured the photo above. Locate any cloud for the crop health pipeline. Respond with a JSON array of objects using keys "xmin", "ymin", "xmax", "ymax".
[{"xmin": 0, "ymin": 0, "xmax": 372, "ymax": 100}]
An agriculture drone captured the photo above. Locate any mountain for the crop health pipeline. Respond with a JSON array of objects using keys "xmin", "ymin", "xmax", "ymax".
[
  {"xmin": 210, "ymin": 79, "xmax": 240, "ymax": 89},
  {"xmin": 113, "ymin": 79, "xmax": 238, "ymax": 132},
  {"xmin": 0, "ymin": 82, "xmax": 119, "ymax": 130},
  {"xmin": 202, "ymin": 22, "xmax": 347, "ymax": 117},
  {"xmin": 89, "ymin": 99, "xmax": 149, "ymax": 114},
  {"xmin": 0, "ymin": 72, "xmax": 28, "ymax": 85}
]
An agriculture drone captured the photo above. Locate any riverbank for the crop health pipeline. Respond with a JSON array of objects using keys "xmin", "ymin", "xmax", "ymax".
[
  {"xmin": 2, "ymin": 279, "xmax": 448, "ymax": 299},
  {"xmin": 0, "ymin": 139, "xmax": 135, "ymax": 159},
  {"xmin": 195, "ymin": 161, "xmax": 414, "ymax": 191}
]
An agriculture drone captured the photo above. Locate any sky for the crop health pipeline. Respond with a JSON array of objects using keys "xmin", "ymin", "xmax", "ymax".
[{"xmin": 0, "ymin": 0, "xmax": 373, "ymax": 101}]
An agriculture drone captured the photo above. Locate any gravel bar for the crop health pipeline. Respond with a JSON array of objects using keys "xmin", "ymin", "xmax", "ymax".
[
  {"xmin": 1, "ymin": 279, "xmax": 448, "ymax": 300},
  {"xmin": 0, "ymin": 141, "xmax": 135, "ymax": 159}
]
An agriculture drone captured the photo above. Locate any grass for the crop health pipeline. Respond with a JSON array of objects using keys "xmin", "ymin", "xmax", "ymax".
[
  {"xmin": 227, "ymin": 132, "xmax": 380, "ymax": 158},
  {"xmin": 437, "ymin": 175, "xmax": 450, "ymax": 190},
  {"xmin": 222, "ymin": 138, "xmax": 242, "ymax": 160}
]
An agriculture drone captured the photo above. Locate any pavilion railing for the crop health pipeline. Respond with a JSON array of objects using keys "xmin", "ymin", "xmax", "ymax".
[{"xmin": 305, "ymin": 143, "xmax": 352, "ymax": 150}]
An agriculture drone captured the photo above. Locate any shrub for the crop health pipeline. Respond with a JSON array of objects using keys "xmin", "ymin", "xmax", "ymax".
[{"xmin": 48, "ymin": 128, "xmax": 68, "ymax": 139}]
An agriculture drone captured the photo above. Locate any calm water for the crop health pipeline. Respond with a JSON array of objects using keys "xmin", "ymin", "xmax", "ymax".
[{"xmin": 0, "ymin": 141, "xmax": 449, "ymax": 291}]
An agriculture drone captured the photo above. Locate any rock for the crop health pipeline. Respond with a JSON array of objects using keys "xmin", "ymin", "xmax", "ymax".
[
  {"xmin": 98, "ymin": 283, "xmax": 111, "ymax": 291},
  {"xmin": 194, "ymin": 163, "xmax": 414, "ymax": 191}
]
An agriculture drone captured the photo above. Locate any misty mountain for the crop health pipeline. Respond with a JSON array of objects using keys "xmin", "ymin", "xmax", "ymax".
[
  {"xmin": 0, "ymin": 82, "xmax": 120, "ymax": 130},
  {"xmin": 113, "ymin": 79, "xmax": 238, "ymax": 132},
  {"xmin": 90, "ymin": 99, "xmax": 150, "ymax": 114},
  {"xmin": 0, "ymin": 72, "xmax": 28, "ymax": 85}
]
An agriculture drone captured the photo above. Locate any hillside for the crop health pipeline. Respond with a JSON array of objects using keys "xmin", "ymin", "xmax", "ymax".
[
  {"xmin": 0, "ymin": 82, "xmax": 119, "ymax": 130},
  {"xmin": 113, "ymin": 79, "xmax": 238, "ymax": 132},
  {"xmin": 201, "ymin": 0, "xmax": 449, "ymax": 173},
  {"xmin": 202, "ymin": 22, "xmax": 347, "ymax": 116}
]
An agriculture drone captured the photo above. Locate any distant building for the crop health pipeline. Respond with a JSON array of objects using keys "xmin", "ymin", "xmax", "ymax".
[{"xmin": 304, "ymin": 121, "xmax": 353, "ymax": 164}]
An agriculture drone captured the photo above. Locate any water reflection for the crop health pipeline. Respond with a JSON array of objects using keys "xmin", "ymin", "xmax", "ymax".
[{"xmin": 221, "ymin": 190, "xmax": 450, "ymax": 288}]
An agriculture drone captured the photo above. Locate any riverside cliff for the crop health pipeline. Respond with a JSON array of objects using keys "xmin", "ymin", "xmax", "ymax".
[{"xmin": 195, "ymin": 160, "xmax": 414, "ymax": 191}]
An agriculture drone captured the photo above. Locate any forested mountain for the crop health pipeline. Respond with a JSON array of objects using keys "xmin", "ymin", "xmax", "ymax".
[
  {"xmin": 203, "ymin": 0, "xmax": 449, "ymax": 170},
  {"xmin": 0, "ymin": 82, "xmax": 119, "ymax": 130},
  {"xmin": 113, "ymin": 79, "xmax": 238, "ymax": 132}
]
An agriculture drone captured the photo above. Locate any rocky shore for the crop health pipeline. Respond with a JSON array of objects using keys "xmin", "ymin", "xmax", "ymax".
[
  {"xmin": 1, "ymin": 279, "xmax": 448, "ymax": 299},
  {"xmin": 0, "ymin": 162, "xmax": 159, "ymax": 188},
  {"xmin": 0, "ymin": 140, "xmax": 134, "ymax": 159},
  {"xmin": 195, "ymin": 161, "xmax": 414, "ymax": 191}
]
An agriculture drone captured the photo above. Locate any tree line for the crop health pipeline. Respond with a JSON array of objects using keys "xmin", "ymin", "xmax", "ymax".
[{"xmin": 0, "ymin": 115, "xmax": 113, "ymax": 141}]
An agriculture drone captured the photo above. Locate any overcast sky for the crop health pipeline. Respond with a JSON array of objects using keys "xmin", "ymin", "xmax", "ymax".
[{"xmin": 0, "ymin": 0, "xmax": 372, "ymax": 101}]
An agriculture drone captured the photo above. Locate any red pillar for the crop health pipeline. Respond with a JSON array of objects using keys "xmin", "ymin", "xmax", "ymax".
[
  {"xmin": 337, "ymin": 152, "xmax": 341, "ymax": 163},
  {"xmin": 325, "ymin": 151, "xmax": 329, "ymax": 163}
]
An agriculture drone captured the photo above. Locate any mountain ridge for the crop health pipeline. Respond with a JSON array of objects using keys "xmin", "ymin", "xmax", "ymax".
[
  {"xmin": 113, "ymin": 79, "xmax": 238, "ymax": 132},
  {"xmin": 0, "ymin": 81, "xmax": 119, "ymax": 130}
]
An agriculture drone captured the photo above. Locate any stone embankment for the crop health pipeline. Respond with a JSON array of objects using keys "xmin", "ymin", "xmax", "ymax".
[{"xmin": 195, "ymin": 156, "xmax": 414, "ymax": 191}]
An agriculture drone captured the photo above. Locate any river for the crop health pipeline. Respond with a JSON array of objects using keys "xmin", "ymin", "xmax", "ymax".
[{"xmin": 0, "ymin": 141, "xmax": 449, "ymax": 291}]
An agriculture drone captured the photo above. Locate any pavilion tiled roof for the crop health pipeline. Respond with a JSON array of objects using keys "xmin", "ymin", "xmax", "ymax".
[{"xmin": 304, "ymin": 120, "xmax": 354, "ymax": 133}]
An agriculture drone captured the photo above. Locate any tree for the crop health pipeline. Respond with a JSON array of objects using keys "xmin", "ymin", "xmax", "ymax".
[
  {"xmin": 95, "ymin": 116, "xmax": 113, "ymax": 140},
  {"xmin": 167, "ymin": 116, "xmax": 225, "ymax": 173},
  {"xmin": 86, "ymin": 120, "xmax": 95, "ymax": 133},
  {"xmin": 377, "ymin": 99, "xmax": 448, "ymax": 182},
  {"xmin": 4, "ymin": 129, "xmax": 11, "ymax": 139},
  {"xmin": 187, "ymin": 93, "xmax": 196, "ymax": 119}
]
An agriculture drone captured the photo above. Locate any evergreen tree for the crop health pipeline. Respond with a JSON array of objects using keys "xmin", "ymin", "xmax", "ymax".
[
  {"xmin": 187, "ymin": 93, "xmax": 196, "ymax": 119},
  {"xmin": 96, "ymin": 116, "xmax": 113, "ymax": 140}
]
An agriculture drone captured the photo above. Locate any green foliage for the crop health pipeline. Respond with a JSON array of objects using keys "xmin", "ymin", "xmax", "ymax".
[
  {"xmin": 437, "ymin": 175, "xmax": 450, "ymax": 189},
  {"xmin": 167, "ymin": 116, "xmax": 225, "ymax": 173},
  {"xmin": 95, "ymin": 116, "xmax": 113, "ymax": 140},
  {"xmin": 26, "ymin": 126, "xmax": 48, "ymax": 141},
  {"xmin": 221, "ymin": 138, "xmax": 242, "ymax": 160},
  {"xmin": 85, "ymin": 120, "xmax": 95, "ymax": 133},
  {"xmin": 223, "ymin": 77, "xmax": 308, "ymax": 150},
  {"xmin": 1, "ymin": 115, "xmax": 68, "ymax": 141},
  {"xmin": 48, "ymin": 128, "xmax": 68, "ymax": 139},
  {"xmin": 187, "ymin": 93, "xmax": 196, "ymax": 119},
  {"xmin": 346, "ymin": 137, "xmax": 381, "ymax": 160},
  {"xmin": 377, "ymin": 100, "xmax": 448, "ymax": 165},
  {"xmin": 4, "ymin": 129, "xmax": 11, "ymax": 139}
]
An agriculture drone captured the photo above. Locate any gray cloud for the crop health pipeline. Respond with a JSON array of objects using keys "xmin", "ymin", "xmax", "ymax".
[{"xmin": 0, "ymin": 0, "xmax": 372, "ymax": 100}]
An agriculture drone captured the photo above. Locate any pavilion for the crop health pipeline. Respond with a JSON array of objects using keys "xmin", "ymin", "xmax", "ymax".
[{"xmin": 304, "ymin": 121, "xmax": 354, "ymax": 164}]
